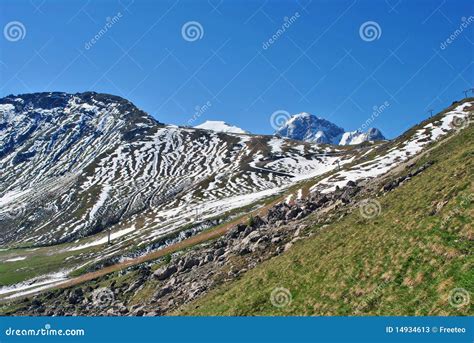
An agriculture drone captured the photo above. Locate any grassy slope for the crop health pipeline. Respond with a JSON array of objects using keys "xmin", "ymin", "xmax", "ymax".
[{"xmin": 178, "ymin": 125, "xmax": 474, "ymax": 316}]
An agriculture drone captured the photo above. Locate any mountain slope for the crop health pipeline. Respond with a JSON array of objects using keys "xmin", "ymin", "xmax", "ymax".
[
  {"xmin": 178, "ymin": 104, "xmax": 473, "ymax": 316},
  {"xmin": 0, "ymin": 93, "xmax": 355, "ymax": 247},
  {"xmin": 0, "ymin": 97, "xmax": 471, "ymax": 315}
]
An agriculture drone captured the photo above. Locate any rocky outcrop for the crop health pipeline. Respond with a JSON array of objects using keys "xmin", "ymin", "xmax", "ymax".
[{"xmin": 6, "ymin": 181, "xmax": 365, "ymax": 317}]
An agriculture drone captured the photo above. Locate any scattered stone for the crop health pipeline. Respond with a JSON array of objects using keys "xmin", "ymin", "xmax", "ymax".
[{"xmin": 153, "ymin": 265, "xmax": 177, "ymax": 281}]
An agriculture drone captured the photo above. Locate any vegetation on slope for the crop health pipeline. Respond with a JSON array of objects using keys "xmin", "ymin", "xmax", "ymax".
[{"xmin": 178, "ymin": 125, "xmax": 474, "ymax": 316}]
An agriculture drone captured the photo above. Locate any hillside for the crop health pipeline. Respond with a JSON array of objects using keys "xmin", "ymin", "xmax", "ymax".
[
  {"xmin": 179, "ymin": 113, "xmax": 473, "ymax": 316},
  {"xmin": 0, "ymin": 92, "xmax": 355, "ymax": 297},
  {"xmin": 0, "ymin": 97, "xmax": 472, "ymax": 316}
]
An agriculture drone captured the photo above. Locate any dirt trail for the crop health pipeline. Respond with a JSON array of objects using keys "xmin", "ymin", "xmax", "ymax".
[{"xmin": 0, "ymin": 196, "xmax": 284, "ymax": 302}]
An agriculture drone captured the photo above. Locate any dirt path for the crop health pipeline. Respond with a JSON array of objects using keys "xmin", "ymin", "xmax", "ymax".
[{"xmin": 0, "ymin": 196, "xmax": 284, "ymax": 302}]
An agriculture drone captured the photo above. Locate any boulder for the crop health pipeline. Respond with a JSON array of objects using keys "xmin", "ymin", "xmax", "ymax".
[{"xmin": 153, "ymin": 265, "xmax": 177, "ymax": 280}]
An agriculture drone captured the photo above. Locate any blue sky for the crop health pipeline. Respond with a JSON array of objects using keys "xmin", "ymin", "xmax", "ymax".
[{"xmin": 0, "ymin": 0, "xmax": 473, "ymax": 138}]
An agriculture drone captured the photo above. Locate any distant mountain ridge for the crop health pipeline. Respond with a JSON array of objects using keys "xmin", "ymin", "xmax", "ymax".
[
  {"xmin": 275, "ymin": 112, "xmax": 386, "ymax": 145},
  {"xmin": 194, "ymin": 120, "xmax": 248, "ymax": 134}
]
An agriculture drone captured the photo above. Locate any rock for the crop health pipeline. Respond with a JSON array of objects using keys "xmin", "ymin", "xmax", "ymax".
[
  {"xmin": 253, "ymin": 237, "xmax": 269, "ymax": 250},
  {"xmin": 214, "ymin": 248, "xmax": 225, "ymax": 257},
  {"xmin": 133, "ymin": 308, "xmax": 145, "ymax": 317},
  {"xmin": 243, "ymin": 231, "xmax": 261, "ymax": 244},
  {"xmin": 286, "ymin": 207, "xmax": 301, "ymax": 220},
  {"xmin": 154, "ymin": 286, "xmax": 173, "ymax": 299},
  {"xmin": 271, "ymin": 236, "xmax": 282, "ymax": 244},
  {"xmin": 203, "ymin": 254, "xmax": 214, "ymax": 264},
  {"xmin": 238, "ymin": 246, "xmax": 252, "ymax": 255},
  {"xmin": 249, "ymin": 215, "xmax": 266, "ymax": 228},
  {"xmin": 181, "ymin": 258, "xmax": 200, "ymax": 271},
  {"xmin": 293, "ymin": 228, "xmax": 301, "ymax": 237},
  {"xmin": 241, "ymin": 225, "xmax": 255, "ymax": 238},
  {"xmin": 153, "ymin": 265, "xmax": 177, "ymax": 280},
  {"xmin": 68, "ymin": 288, "xmax": 83, "ymax": 305},
  {"xmin": 284, "ymin": 242, "xmax": 293, "ymax": 252},
  {"xmin": 228, "ymin": 224, "xmax": 247, "ymax": 239},
  {"xmin": 346, "ymin": 180, "xmax": 357, "ymax": 187}
]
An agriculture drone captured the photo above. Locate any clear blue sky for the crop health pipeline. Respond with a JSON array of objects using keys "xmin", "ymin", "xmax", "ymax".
[{"xmin": 1, "ymin": 0, "xmax": 473, "ymax": 138}]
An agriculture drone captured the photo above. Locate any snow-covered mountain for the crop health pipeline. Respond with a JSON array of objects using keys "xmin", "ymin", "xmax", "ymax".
[
  {"xmin": 275, "ymin": 112, "xmax": 385, "ymax": 145},
  {"xmin": 275, "ymin": 113, "xmax": 345, "ymax": 144},
  {"xmin": 0, "ymin": 92, "xmax": 350, "ymax": 247},
  {"xmin": 195, "ymin": 120, "xmax": 248, "ymax": 134},
  {"xmin": 339, "ymin": 128, "xmax": 386, "ymax": 145}
]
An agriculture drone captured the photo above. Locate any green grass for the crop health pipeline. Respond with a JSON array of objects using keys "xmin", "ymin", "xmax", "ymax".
[
  {"xmin": 178, "ymin": 125, "xmax": 474, "ymax": 316},
  {"xmin": 0, "ymin": 249, "xmax": 85, "ymax": 287}
]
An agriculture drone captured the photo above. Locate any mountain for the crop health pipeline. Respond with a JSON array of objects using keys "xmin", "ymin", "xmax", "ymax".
[
  {"xmin": 339, "ymin": 128, "xmax": 386, "ymax": 145},
  {"xmin": 275, "ymin": 112, "xmax": 385, "ymax": 145},
  {"xmin": 275, "ymin": 113, "xmax": 345, "ymax": 144},
  {"xmin": 0, "ymin": 91, "xmax": 349, "ymax": 247},
  {"xmin": 194, "ymin": 120, "xmax": 248, "ymax": 134},
  {"xmin": 0, "ymin": 94, "xmax": 472, "ymax": 317}
]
